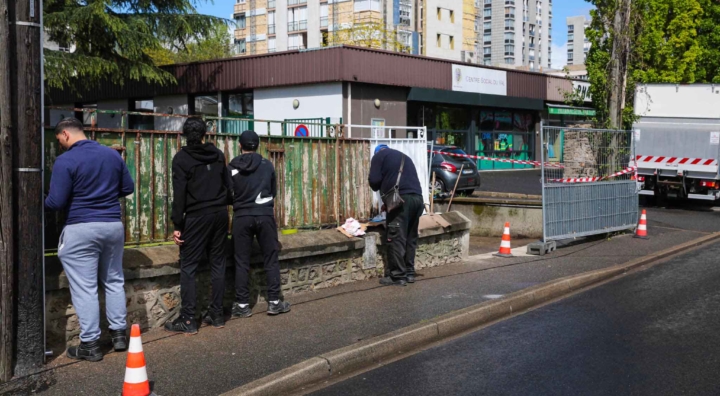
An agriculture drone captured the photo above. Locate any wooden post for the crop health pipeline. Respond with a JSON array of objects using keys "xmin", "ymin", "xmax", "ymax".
[
  {"xmin": 12, "ymin": 0, "xmax": 45, "ymax": 376},
  {"xmin": 0, "ymin": 0, "xmax": 16, "ymax": 382}
]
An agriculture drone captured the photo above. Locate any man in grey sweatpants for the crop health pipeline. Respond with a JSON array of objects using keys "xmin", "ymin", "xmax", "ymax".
[{"xmin": 45, "ymin": 118, "xmax": 135, "ymax": 362}]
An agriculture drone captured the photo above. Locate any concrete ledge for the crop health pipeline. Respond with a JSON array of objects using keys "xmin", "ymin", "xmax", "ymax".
[
  {"xmin": 221, "ymin": 357, "xmax": 331, "ymax": 396},
  {"xmin": 227, "ymin": 231, "xmax": 720, "ymax": 396}
]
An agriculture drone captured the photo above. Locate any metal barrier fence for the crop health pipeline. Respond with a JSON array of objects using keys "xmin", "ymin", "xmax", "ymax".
[
  {"xmin": 541, "ymin": 126, "xmax": 638, "ymax": 242},
  {"xmin": 44, "ymin": 109, "xmax": 372, "ymax": 249}
]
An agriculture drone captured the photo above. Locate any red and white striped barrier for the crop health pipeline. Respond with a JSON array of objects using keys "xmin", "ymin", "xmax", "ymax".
[
  {"xmin": 636, "ymin": 155, "xmax": 718, "ymax": 167},
  {"xmin": 428, "ymin": 150, "xmax": 565, "ymax": 168},
  {"xmin": 548, "ymin": 166, "xmax": 637, "ymax": 183}
]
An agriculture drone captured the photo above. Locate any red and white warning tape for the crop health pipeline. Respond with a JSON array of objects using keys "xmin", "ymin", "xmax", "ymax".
[
  {"xmin": 548, "ymin": 166, "xmax": 637, "ymax": 183},
  {"xmin": 428, "ymin": 150, "xmax": 565, "ymax": 168}
]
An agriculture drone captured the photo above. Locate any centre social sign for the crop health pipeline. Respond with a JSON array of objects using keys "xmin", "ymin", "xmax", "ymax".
[{"xmin": 451, "ymin": 64, "xmax": 508, "ymax": 96}]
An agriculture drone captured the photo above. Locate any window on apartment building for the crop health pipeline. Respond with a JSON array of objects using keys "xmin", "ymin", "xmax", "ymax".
[
  {"xmin": 268, "ymin": 37, "xmax": 276, "ymax": 52},
  {"xmin": 505, "ymin": 44, "xmax": 514, "ymax": 55},
  {"xmin": 484, "ymin": 21, "xmax": 491, "ymax": 31},
  {"xmin": 320, "ymin": 4, "xmax": 328, "ymax": 28},
  {"xmin": 484, "ymin": 59, "xmax": 491, "ymax": 65},
  {"xmin": 288, "ymin": 7, "xmax": 307, "ymax": 32},
  {"xmin": 484, "ymin": 33, "xmax": 491, "ymax": 44},
  {"xmin": 437, "ymin": 34, "xmax": 441, "ymax": 47},
  {"xmin": 505, "ymin": 7, "xmax": 515, "ymax": 18},
  {"xmin": 268, "ymin": 0, "xmax": 275, "ymax": 8},
  {"xmin": 450, "ymin": 10, "xmax": 455, "ymax": 23},
  {"xmin": 450, "ymin": 36, "xmax": 454, "ymax": 50},
  {"xmin": 236, "ymin": 0, "xmax": 245, "ymax": 3},
  {"xmin": 504, "ymin": 32, "xmax": 514, "ymax": 43},
  {"xmin": 505, "ymin": 57, "xmax": 513, "ymax": 64},
  {"xmin": 485, "ymin": 0, "xmax": 492, "ymax": 5},
  {"xmin": 437, "ymin": 8, "xmax": 441, "ymax": 20},
  {"xmin": 354, "ymin": 0, "xmax": 381, "ymax": 12},
  {"xmin": 505, "ymin": 19, "xmax": 514, "ymax": 30},
  {"xmin": 234, "ymin": 38, "xmax": 246, "ymax": 54},
  {"xmin": 235, "ymin": 13, "xmax": 246, "ymax": 29},
  {"xmin": 483, "ymin": 8, "xmax": 491, "ymax": 17},
  {"xmin": 484, "ymin": 47, "xmax": 491, "ymax": 55},
  {"xmin": 568, "ymin": 33, "xmax": 574, "ymax": 42},
  {"xmin": 288, "ymin": 34, "xmax": 305, "ymax": 50},
  {"xmin": 268, "ymin": 11, "xmax": 276, "ymax": 34}
]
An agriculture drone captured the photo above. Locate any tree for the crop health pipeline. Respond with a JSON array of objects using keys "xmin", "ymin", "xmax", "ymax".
[
  {"xmin": 323, "ymin": 22, "xmax": 410, "ymax": 53},
  {"xmin": 585, "ymin": 0, "xmax": 706, "ymax": 128},
  {"xmin": 43, "ymin": 0, "xmax": 228, "ymax": 90},
  {"xmin": 147, "ymin": 24, "xmax": 235, "ymax": 66},
  {"xmin": 696, "ymin": 0, "xmax": 720, "ymax": 83}
]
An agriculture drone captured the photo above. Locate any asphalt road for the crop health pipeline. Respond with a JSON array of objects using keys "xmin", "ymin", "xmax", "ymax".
[
  {"xmin": 313, "ymin": 240, "xmax": 720, "ymax": 396},
  {"xmin": 476, "ymin": 169, "xmax": 541, "ymax": 196}
]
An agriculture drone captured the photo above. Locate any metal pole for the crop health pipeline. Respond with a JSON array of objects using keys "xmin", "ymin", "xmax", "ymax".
[{"xmin": 540, "ymin": 120, "xmax": 547, "ymax": 243}]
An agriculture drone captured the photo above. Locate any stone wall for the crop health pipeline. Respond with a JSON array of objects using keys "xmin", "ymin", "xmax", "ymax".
[
  {"xmin": 563, "ymin": 130, "xmax": 598, "ymax": 179},
  {"xmin": 44, "ymin": 212, "xmax": 470, "ymax": 354}
]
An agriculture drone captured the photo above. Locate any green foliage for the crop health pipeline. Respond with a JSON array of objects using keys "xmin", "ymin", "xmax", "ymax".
[
  {"xmin": 147, "ymin": 24, "xmax": 234, "ymax": 66},
  {"xmin": 585, "ymin": 0, "xmax": 714, "ymax": 128},
  {"xmin": 323, "ymin": 22, "xmax": 410, "ymax": 53},
  {"xmin": 44, "ymin": 0, "xmax": 228, "ymax": 90}
]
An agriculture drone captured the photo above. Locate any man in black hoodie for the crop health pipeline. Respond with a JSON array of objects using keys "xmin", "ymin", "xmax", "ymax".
[
  {"xmin": 165, "ymin": 118, "xmax": 231, "ymax": 334},
  {"xmin": 228, "ymin": 130, "xmax": 291, "ymax": 317}
]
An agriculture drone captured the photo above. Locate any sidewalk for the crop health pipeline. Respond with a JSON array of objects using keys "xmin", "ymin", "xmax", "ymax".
[{"xmin": 18, "ymin": 210, "xmax": 717, "ymax": 395}]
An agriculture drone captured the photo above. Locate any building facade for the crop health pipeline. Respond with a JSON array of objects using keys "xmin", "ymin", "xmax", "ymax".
[
  {"xmin": 233, "ymin": 0, "xmax": 552, "ymax": 70},
  {"xmin": 233, "ymin": 0, "xmax": 422, "ymax": 55},
  {"xmin": 566, "ymin": 15, "xmax": 590, "ymax": 66}
]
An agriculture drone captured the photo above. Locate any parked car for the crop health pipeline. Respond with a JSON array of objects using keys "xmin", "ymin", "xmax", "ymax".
[{"xmin": 428, "ymin": 145, "xmax": 481, "ymax": 195}]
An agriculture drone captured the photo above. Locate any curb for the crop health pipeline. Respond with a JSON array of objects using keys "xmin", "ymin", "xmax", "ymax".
[{"xmin": 222, "ymin": 232, "xmax": 720, "ymax": 396}]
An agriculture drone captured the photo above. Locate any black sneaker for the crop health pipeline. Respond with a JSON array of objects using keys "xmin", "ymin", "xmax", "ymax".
[
  {"xmin": 164, "ymin": 315, "xmax": 198, "ymax": 335},
  {"xmin": 379, "ymin": 277, "xmax": 407, "ymax": 286},
  {"xmin": 407, "ymin": 275, "xmax": 416, "ymax": 284},
  {"xmin": 267, "ymin": 301, "xmax": 291, "ymax": 315},
  {"xmin": 110, "ymin": 328, "xmax": 128, "ymax": 351},
  {"xmin": 67, "ymin": 340, "xmax": 103, "ymax": 362},
  {"xmin": 231, "ymin": 303, "xmax": 253, "ymax": 318},
  {"xmin": 202, "ymin": 311, "xmax": 226, "ymax": 328}
]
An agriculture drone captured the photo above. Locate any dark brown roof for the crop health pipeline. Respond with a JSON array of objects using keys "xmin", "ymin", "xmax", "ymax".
[{"xmin": 47, "ymin": 45, "xmax": 565, "ymax": 104}]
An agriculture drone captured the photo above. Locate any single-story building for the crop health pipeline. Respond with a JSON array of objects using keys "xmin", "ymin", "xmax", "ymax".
[{"xmin": 46, "ymin": 45, "xmax": 586, "ymax": 170}]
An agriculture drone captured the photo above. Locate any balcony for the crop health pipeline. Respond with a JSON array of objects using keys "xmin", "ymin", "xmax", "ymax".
[
  {"xmin": 320, "ymin": 16, "xmax": 328, "ymax": 28},
  {"xmin": 288, "ymin": 20, "xmax": 307, "ymax": 32},
  {"xmin": 268, "ymin": 24, "xmax": 276, "ymax": 35}
]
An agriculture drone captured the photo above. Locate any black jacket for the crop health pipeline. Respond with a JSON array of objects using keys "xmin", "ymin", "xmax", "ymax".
[
  {"xmin": 229, "ymin": 153, "xmax": 277, "ymax": 217},
  {"xmin": 369, "ymin": 148, "xmax": 423, "ymax": 196},
  {"xmin": 171, "ymin": 143, "xmax": 231, "ymax": 231}
]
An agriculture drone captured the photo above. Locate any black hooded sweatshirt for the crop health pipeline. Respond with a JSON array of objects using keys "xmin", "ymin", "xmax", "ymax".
[
  {"xmin": 228, "ymin": 152, "xmax": 276, "ymax": 217},
  {"xmin": 171, "ymin": 143, "xmax": 231, "ymax": 231}
]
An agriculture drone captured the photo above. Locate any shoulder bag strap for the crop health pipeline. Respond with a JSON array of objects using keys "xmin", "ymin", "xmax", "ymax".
[{"xmin": 394, "ymin": 156, "xmax": 405, "ymax": 188}]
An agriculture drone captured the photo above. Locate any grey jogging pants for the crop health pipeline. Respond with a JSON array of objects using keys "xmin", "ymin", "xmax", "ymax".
[{"xmin": 58, "ymin": 222, "xmax": 127, "ymax": 342}]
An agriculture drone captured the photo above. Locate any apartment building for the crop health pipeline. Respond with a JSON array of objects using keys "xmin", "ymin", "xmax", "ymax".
[
  {"xmin": 233, "ymin": 0, "xmax": 421, "ymax": 55},
  {"xmin": 566, "ymin": 15, "xmax": 590, "ymax": 66},
  {"xmin": 420, "ymin": 0, "xmax": 551, "ymax": 70}
]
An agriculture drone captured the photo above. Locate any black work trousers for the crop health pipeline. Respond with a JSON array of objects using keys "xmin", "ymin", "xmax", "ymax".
[
  {"xmin": 179, "ymin": 210, "xmax": 228, "ymax": 318},
  {"xmin": 385, "ymin": 194, "xmax": 424, "ymax": 281},
  {"xmin": 233, "ymin": 215, "xmax": 282, "ymax": 304}
]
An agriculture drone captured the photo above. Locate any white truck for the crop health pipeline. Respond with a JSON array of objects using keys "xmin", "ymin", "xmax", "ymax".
[{"xmin": 634, "ymin": 84, "xmax": 720, "ymax": 202}]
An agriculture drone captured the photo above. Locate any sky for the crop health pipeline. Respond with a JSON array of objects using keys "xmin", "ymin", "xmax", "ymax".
[{"xmin": 198, "ymin": 0, "xmax": 593, "ymax": 69}]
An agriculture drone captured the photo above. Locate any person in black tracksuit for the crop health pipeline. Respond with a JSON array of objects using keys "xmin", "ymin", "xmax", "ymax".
[
  {"xmin": 369, "ymin": 145, "xmax": 424, "ymax": 286},
  {"xmin": 165, "ymin": 118, "xmax": 231, "ymax": 334},
  {"xmin": 228, "ymin": 130, "xmax": 291, "ymax": 317}
]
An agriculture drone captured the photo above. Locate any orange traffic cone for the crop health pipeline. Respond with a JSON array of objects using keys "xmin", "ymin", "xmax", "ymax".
[
  {"xmin": 634, "ymin": 209, "xmax": 649, "ymax": 239},
  {"xmin": 494, "ymin": 222, "xmax": 514, "ymax": 258},
  {"xmin": 123, "ymin": 324, "xmax": 151, "ymax": 396}
]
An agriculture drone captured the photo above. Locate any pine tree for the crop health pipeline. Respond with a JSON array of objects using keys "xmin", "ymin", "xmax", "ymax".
[{"xmin": 44, "ymin": 0, "xmax": 228, "ymax": 90}]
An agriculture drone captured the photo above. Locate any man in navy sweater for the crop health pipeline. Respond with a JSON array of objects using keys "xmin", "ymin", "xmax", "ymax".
[
  {"xmin": 369, "ymin": 145, "xmax": 424, "ymax": 286},
  {"xmin": 45, "ymin": 118, "xmax": 135, "ymax": 361}
]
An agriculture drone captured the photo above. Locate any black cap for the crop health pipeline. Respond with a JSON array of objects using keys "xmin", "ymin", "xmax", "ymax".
[{"xmin": 240, "ymin": 130, "xmax": 259, "ymax": 151}]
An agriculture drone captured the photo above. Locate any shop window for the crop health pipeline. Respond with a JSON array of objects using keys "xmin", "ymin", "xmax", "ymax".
[{"xmin": 475, "ymin": 109, "xmax": 536, "ymax": 170}]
